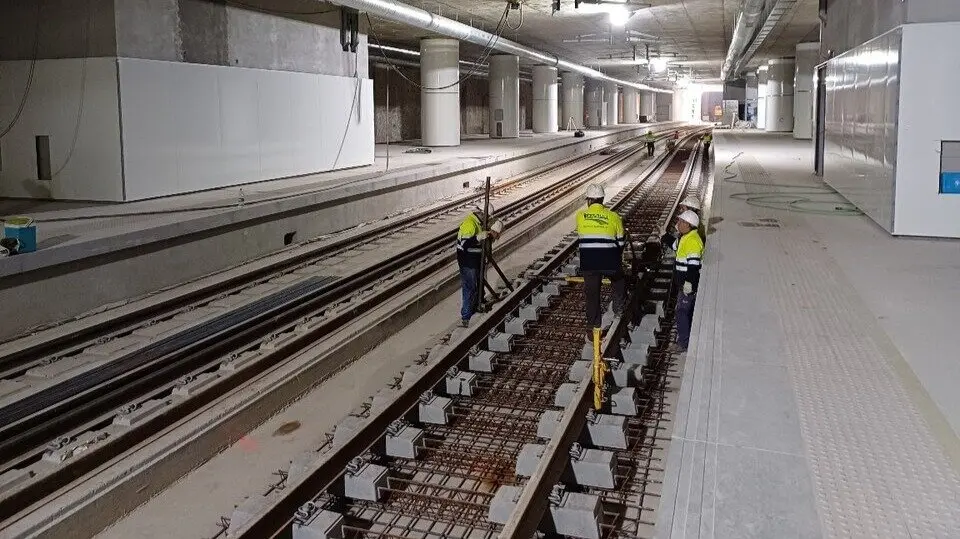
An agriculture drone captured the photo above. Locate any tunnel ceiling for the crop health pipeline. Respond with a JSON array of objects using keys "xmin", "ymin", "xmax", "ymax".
[{"xmin": 255, "ymin": 0, "xmax": 820, "ymax": 86}]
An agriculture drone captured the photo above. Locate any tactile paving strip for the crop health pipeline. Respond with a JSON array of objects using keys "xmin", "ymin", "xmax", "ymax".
[{"xmin": 738, "ymin": 154, "xmax": 960, "ymax": 538}]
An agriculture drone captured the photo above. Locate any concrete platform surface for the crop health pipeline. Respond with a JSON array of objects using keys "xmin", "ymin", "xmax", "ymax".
[
  {"xmin": 657, "ymin": 131, "xmax": 960, "ymax": 539},
  {"xmin": 0, "ymin": 126, "xmax": 671, "ymax": 277}
]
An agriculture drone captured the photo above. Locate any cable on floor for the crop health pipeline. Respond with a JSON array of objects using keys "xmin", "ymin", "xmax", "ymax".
[{"xmin": 722, "ymin": 151, "xmax": 862, "ymax": 216}]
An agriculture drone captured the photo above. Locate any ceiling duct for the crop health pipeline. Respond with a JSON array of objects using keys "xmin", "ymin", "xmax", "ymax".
[
  {"xmin": 732, "ymin": 0, "xmax": 800, "ymax": 76},
  {"xmin": 719, "ymin": 0, "xmax": 766, "ymax": 81},
  {"xmin": 328, "ymin": 0, "xmax": 672, "ymax": 93}
]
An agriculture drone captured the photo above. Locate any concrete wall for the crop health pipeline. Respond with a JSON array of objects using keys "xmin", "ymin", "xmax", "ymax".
[
  {"xmin": 0, "ymin": 0, "xmax": 118, "ymax": 60},
  {"xmin": 114, "ymin": 0, "xmax": 366, "ymax": 77}
]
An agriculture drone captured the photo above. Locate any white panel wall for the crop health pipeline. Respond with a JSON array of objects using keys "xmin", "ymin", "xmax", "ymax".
[
  {"xmin": 0, "ymin": 58, "xmax": 124, "ymax": 201},
  {"xmin": 822, "ymin": 29, "xmax": 900, "ymax": 232},
  {"xmin": 894, "ymin": 22, "xmax": 960, "ymax": 237},
  {"xmin": 118, "ymin": 58, "xmax": 374, "ymax": 200}
]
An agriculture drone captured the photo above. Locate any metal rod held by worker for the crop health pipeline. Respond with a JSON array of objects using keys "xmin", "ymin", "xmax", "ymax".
[
  {"xmin": 475, "ymin": 177, "xmax": 492, "ymax": 313},
  {"xmin": 592, "ymin": 327, "xmax": 604, "ymax": 410}
]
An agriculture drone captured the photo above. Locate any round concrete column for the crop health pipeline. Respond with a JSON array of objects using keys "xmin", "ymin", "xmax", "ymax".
[
  {"xmin": 489, "ymin": 54, "xmax": 519, "ymax": 139},
  {"xmin": 532, "ymin": 65, "xmax": 559, "ymax": 133},
  {"xmin": 640, "ymin": 91, "xmax": 656, "ymax": 121},
  {"xmin": 585, "ymin": 79, "xmax": 605, "ymax": 127},
  {"xmin": 757, "ymin": 66, "xmax": 768, "ymax": 129},
  {"xmin": 671, "ymin": 90, "xmax": 684, "ymax": 121},
  {"xmin": 622, "ymin": 87, "xmax": 639, "ymax": 123},
  {"xmin": 765, "ymin": 58, "xmax": 795, "ymax": 132},
  {"xmin": 421, "ymin": 38, "xmax": 460, "ymax": 146},
  {"xmin": 793, "ymin": 42, "xmax": 819, "ymax": 139},
  {"xmin": 605, "ymin": 82, "xmax": 619, "ymax": 126},
  {"xmin": 561, "ymin": 72, "xmax": 585, "ymax": 130}
]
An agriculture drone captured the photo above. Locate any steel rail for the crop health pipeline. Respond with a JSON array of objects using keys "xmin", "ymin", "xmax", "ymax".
[
  {"xmin": 0, "ymin": 124, "xmax": 685, "ymax": 378},
  {"xmin": 498, "ymin": 136, "xmax": 705, "ymax": 538},
  {"xmin": 0, "ymin": 129, "xmax": 695, "ymax": 522},
  {"xmin": 229, "ymin": 132, "xmax": 707, "ymax": 539}
]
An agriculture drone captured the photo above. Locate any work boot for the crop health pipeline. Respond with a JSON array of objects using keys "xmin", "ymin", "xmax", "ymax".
[{"xmin": 459, "ymin": 319, "xmax": 470, "ymax": 328}]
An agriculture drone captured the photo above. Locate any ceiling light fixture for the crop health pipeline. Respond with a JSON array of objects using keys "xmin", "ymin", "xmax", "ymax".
[
  {"xmin": 607, "ymin": 6, "xmax": 631, "ymax": 26},
  {"xmin": 650, "ymin": 57, "xmax": 668, "ymax": 72}
]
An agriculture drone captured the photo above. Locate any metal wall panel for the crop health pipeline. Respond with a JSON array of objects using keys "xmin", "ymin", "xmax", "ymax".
[{"xmin": 822, "ymin": 28, "xmax": 901, "ymax": 232}]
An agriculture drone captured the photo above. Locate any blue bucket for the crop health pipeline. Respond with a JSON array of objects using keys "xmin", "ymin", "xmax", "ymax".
[{"xmin": 4, "ymin": 217, "xmax": 37, "ymax": 253}]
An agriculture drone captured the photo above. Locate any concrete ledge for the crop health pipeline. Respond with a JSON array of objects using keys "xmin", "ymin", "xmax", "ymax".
[{"xmin": 0, "ymin": 123, "xmax": 681, "ymax": 339}]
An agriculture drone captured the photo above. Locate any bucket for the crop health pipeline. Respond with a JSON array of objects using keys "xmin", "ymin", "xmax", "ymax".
[{"xmin": 4, "ymin": 217, "xmax": 37, "ymax": 253}]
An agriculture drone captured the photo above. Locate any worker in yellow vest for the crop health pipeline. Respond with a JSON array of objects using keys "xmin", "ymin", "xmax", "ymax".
[
  {"xmin": 660, "ymin": 195, "xmax": 702, "ymax": 251},
  {"xmin": 643, "ymin": 130, "xmax": 657, "ymax": 157},
  {"xmin": 456, "ymin": 203, "xmax": 503, "ymax": 327},
  {"xmin": 672, "ymin": 210, "xmax": 704, "ymax": 353},
  {"xmin": 576, "ymin": 184, "xmax": 626, "ymax": 341},
  {"xmin": 702, "ymin": 132, "xmax": 713, "ymax": 152}
]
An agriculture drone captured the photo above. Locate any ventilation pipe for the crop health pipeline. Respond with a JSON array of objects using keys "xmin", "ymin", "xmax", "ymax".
[
  {"xmin": 719, "ymin": 0, "xmax": 766, "ymax": 81},
  {"xmin": 331, "ymin": 0, "xmax": 671, "ymax": 93}
]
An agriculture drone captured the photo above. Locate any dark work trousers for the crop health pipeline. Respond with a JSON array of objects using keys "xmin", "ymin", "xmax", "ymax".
[
  {"xmin": 676, "ymin": 292, "xmax": 696, "ymax": 348},
  {"xmin": 646, "ymin": 142, "xmax": 655, "ymax": 157},
  {"xmin": 583, "ymin": 271, "xmax": 626, "ymax": 329},
  {"xmin": 703, "ymin": 142, "xmax": 711, "ymax": 152},
  {"xmin": 459, "ymin": 265, "xmax": 480, "ymax": 321}
]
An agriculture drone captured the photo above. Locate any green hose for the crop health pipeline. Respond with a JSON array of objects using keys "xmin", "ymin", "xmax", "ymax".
[{"xmin": 722, "ymin": 151, "xmax": 862, "ymax": 216}]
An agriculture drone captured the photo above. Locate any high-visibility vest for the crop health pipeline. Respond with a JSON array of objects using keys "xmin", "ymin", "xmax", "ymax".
[
  {"xmin": 576, "ymin": 203, "xmax": 625, "ymax": 272},
  {"xmin": 674, "ymin": 229, "xmax": 705, "ymax": 293},
  {"xmin": 456, "ymin": 212, "xmax": 484, "ymax": 268}
]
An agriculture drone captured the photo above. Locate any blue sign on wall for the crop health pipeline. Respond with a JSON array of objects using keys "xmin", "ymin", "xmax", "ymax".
[{"xmin": 941, "ymin": 172, "xmax": 960, "ymax": 194}]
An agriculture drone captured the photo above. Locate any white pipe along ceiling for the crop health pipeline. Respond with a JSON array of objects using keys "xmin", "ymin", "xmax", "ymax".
[
  {"xmin": 328, "ymin": 0, "xmax": 672, "ymax": 94},
  {"xmin": 720, "ymin": 0, "xmax": 766, "ymax": 81}
]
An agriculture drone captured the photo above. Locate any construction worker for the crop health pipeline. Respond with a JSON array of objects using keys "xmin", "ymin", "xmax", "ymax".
[
  {"xmin": 702, "ymin": 131, "xmax": 713, "ymax": 151},
  {"xmin": 672, "ymin": 210, "xmax": 704, "ymax": 353},
  {"xmin": 576, "ymin": 184, "xmax": 626, "ymax": 341},
  {"xmin": 643, "ymin": 130, "xmax": 656, "ymax": 157},
  {"xmin": 456, "ymin": 203, "xmax": 502, "ymax": 327},
  {"xmin": 660, "ymin": 195, "xmax": 702, "ymax": 252}
]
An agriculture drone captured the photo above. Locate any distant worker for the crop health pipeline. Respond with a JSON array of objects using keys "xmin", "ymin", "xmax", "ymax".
[
  {"xmin": 702, "ymin": 132, "xmax": 713, "ymax": 152},
  {"xmin": 660, "ymin": 195, "xmax": 702, "ymax": 252},
  {"xmin": 643, "ymin": 130, "xmax": 657, "ymax": 157},
  {"xmin": 672, "ymin": 210, "xmax": 704, "ymax": 353},
  {"xmin": 456, "ymin": 203, "xmax": 503, "ymax": 327},
  {"xmin": 576, "ymin": 184, "xmax": 626, "ymax": 342}
]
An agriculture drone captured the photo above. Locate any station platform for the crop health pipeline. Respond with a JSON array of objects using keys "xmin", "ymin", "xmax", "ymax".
[
  {"xmin": 658, "ymin": 131, "xmax": 960, "ymax": 538},
  {"xmin": 0, "ymin": 123, "xmax": 676, "ymax": 340}
]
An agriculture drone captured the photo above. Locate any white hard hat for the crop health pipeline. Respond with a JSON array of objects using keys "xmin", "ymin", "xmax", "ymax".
[
  {"xmin": 585, "ymin": 184, "xmax": 605, "ymax": 199},
  {"xmin": 678, "ymin": 210, "xmax": 700, "ymax": 228},
  {"xmin": 680, "ymin": 195, "xmax": 702, "ymax": 211}
]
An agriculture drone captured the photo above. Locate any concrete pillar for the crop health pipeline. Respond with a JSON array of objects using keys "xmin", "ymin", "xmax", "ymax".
[
  {"xmin": 585, "ymin": 79, "xmax": 605, "ymax": 127},
  {"xmin": 421, "ymin": 38, "xmax": 461, "ymax": 146},
  {"xmin": 622, "ymin": 87, "xmax": 639, "ymax": 123},
  {"xmin": 561, "ymin": 72, "xmax": 585, "ymax": 130},
  {"xmin": 532, "ymin": 65, "xmax": 559, "ymax": 133},
  {"xmin": 765, "ymin": 58, "xmax": 795, "ymax": 133},
  {"xmin": 640, "ymin": 91, "xmax": 656, "ymax": 122},
  {"xmin": 793, "ymin": 42, "xmax": 819, "ymax": 139},
  {"xmin": 671, "ymin": 90, "xmax": 684, "ymax": 121},
  {"xmin": 605, "ymin": 82, "xmax": 619, "ymax": 126},
  {"xmin": 746, "ymin": 72, "xmax": 759, "ymax": 122},
  {"xmin": 489, "ymin": 54, "xmax": 520, "ymax": 139},
  {"xmin": 757, "ymin": 66, "xmax": 768, "ymax": 129}
]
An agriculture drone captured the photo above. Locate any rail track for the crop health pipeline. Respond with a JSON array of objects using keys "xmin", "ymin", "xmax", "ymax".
[
  {"xmin": 224, "ymin": 132, "xmax": 710, "ymax": 538},
  {"xmin": 0, "ymin": 126, "xmax": 697, "ymax": 533}
]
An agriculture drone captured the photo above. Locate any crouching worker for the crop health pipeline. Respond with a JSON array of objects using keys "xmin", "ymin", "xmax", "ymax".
[
  {"xmin": 576, "ymin": 184, "xmax": 626, "ymax": 342},
  {"xmin": 671, "ymin": 210, "xmax": 704, "ymax": 353},
  {"xmin": 456, "ymin": 203, "xmax": 504, "ymax": 328}
]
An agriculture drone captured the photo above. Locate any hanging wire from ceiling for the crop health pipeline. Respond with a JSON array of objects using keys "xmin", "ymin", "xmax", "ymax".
[
  {"xmin": 365, "ymin": 1, "xmax": 517, "ymax": 91},
  {"xmin": 0, "ymin": 1, "xmax": 42, "ymax": 140}
]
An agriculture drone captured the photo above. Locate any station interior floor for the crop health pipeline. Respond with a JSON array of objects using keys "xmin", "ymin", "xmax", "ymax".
[
  {"xmin": 658, "ymin": 130, "xmax": 960, "ymax": 538},
  {"xmin": 31, "ymin": 129, "xmax": 960, "ymax": 538}
]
